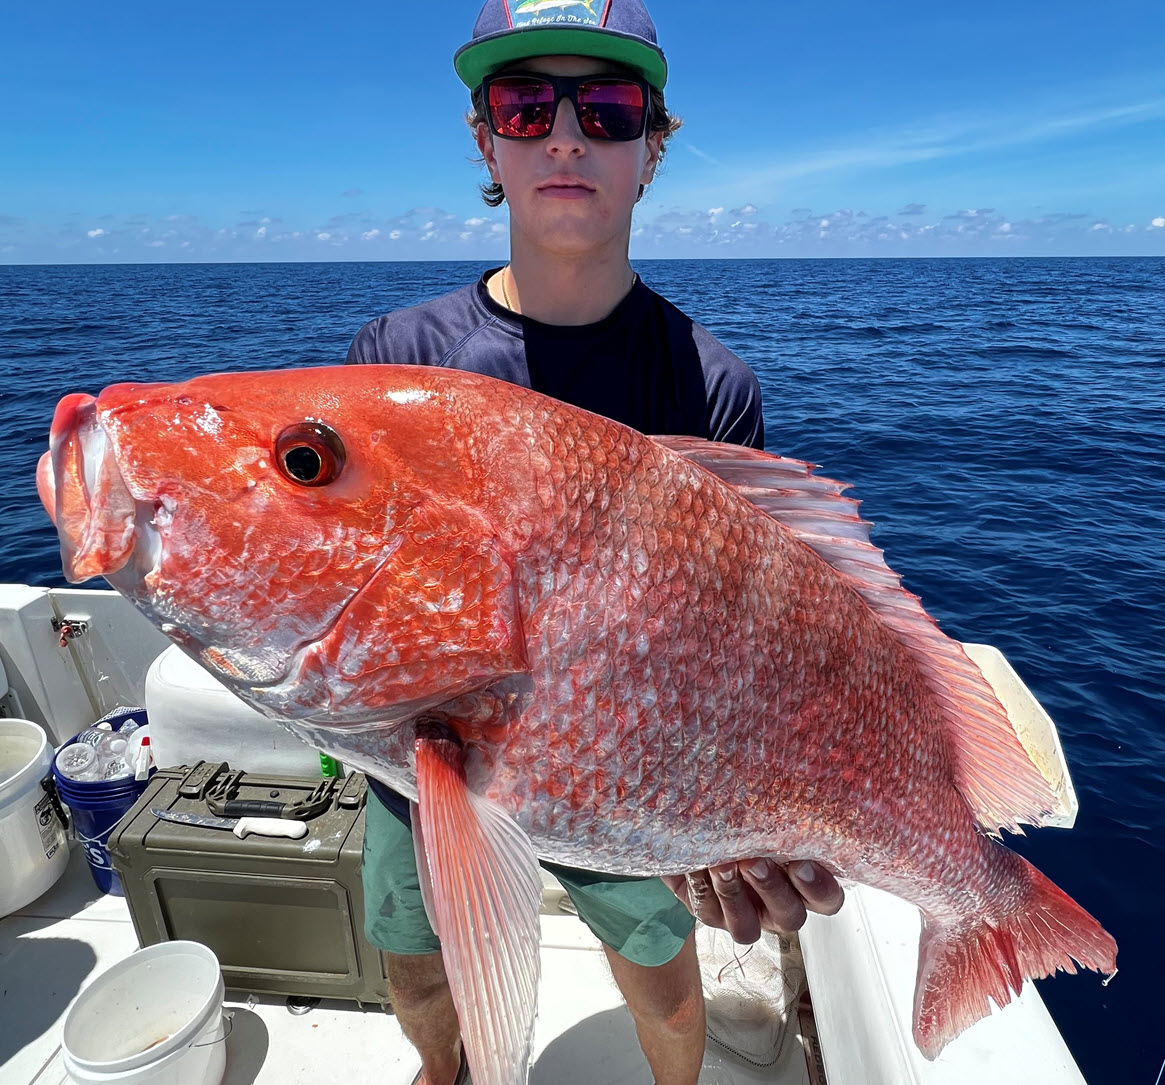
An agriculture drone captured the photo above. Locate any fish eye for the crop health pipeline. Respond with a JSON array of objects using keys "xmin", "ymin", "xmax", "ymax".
[{"xmin": 275, "ymin": 422, "xmax": 346, "ymax": 487}]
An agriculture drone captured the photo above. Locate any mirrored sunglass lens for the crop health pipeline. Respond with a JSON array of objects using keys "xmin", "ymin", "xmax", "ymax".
[
  {"xmin": 488, "ymin": 78, "xmax": 555, "ymax": 137},
  {"xmin": 577, "ymin": 81, "xmax": 645, "ymax": 139}
]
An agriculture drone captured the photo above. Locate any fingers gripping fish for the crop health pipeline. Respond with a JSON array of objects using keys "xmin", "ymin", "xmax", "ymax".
[{"xmin": 38, "ymin": 365, "xmax": 1117, "ymax": 1082}]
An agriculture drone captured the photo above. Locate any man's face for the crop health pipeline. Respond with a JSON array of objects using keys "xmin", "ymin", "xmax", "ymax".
[{"xmin": 475, "ymin": 55, "xmax": 663, "ymax": 257}]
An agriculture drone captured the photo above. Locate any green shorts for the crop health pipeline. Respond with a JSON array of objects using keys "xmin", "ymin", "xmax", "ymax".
[{"xmin": 361, "ymin": 786, "xmax": 695, "ymax": 968}]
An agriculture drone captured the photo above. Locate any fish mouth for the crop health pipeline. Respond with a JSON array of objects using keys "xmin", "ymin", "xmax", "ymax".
[{"xmin": 38, "ymin": 392, "xmax": 158, "ymax": 584}]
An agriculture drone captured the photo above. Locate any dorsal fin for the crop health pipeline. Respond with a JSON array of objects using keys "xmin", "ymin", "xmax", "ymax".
[{"xmin": 651, "ymin": 435, "xmax": 1060, "ymax": 835}]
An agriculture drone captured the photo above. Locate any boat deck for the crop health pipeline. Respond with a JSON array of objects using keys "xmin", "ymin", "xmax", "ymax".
[
  {"xmin": 1, "ymin": 846, "xmax": 816, "ymax": 1085},
  {"xmin": 0, "ymin": 586, "xmax": 1095, "ymax": 1085}
]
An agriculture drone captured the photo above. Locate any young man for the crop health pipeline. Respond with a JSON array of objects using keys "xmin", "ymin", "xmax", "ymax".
[{"xmin": 348, "ymin": 2, "xmax": 843, "ymax": 1082}]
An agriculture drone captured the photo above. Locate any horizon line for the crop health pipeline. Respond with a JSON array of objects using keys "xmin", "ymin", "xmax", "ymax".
[{"xmin": 3, "ymin": 253, "xmax": 1164, "ymax": 269}]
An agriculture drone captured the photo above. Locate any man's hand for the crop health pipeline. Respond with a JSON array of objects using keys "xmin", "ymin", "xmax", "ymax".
[{"xmin": 662, "ymin": 860, "xmax": 843, "ymax": 944}]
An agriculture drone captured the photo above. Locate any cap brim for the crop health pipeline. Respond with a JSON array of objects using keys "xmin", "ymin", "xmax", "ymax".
[{"xmin": 455, "ymin": 26, "xmax": 667, "ymax": 90}]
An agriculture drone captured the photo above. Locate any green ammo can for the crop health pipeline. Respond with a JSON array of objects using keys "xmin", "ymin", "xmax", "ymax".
[{"xmin": 107, "ymin": 761, "xmax": 391, "ymax": 1009}]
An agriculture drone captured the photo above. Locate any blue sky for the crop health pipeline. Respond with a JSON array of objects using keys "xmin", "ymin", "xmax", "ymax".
[{"xmin": 2, "ymin": 0, "xmax": 1163, "ymax": 262}]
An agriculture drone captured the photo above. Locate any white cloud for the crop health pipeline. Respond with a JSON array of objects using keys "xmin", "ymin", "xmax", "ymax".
[
  {"xmin": 684, "ymin": 143, "xmax": 723, "ymax": 166},
  {"xmin": 625, "ymin": 199, "xmax": 1153, "ymax": 256},
  {"xmin": 677, "ymin": 89, "xmax": 1165, "ymax": 204},
  {"xmin": 33, "ymin": 193, "xmax": 1158, "ymax": 263}
]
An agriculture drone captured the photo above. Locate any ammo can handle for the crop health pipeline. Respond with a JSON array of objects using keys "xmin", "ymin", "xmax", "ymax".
[{"xmin": 218, "ymin": 799, "xmax": 288, "ymax": 819}]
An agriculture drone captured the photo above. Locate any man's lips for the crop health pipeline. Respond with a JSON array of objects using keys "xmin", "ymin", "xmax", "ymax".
[{"xmin": 537, "ymin": 178, "xmax": 596, "ymax": 198}]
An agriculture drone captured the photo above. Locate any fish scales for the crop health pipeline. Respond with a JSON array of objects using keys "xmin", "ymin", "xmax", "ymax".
[
  {"xmin": 37, "ymin": 364, "xmax": 1116, "ymax": 1069},
  {"xmin": 405, "ymin": 390, "xmax": 973, "ymax": 907}
]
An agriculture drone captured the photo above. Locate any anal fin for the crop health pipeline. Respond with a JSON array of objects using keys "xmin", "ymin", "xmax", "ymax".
[{"xmin": 412, "ymin": 720, "xmax": 542, "ymax": 1085}]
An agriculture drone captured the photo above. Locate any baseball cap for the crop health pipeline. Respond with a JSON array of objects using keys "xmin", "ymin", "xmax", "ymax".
[{"xmin": 454, "ymin": 0, "xmax": 668, "ymax": 91}]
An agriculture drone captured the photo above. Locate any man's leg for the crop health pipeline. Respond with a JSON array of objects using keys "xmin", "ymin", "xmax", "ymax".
[
  {"xmin": 602, "ymin": 933, "xmax": 705, "ymax": 1085},
  {"xmin": 544, "ymin": 863, "xmax": 705, "ymax": 1084},
  {"xmin": 363, "ymin": 790, "xmax": 465, "ymax": 1084},
  {"xmin": 382, "ymin": 951, "xmax": 463, "ymax": 1085}
]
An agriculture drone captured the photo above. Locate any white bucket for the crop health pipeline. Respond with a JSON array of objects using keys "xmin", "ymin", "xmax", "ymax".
[
  {"xmin": 61, "ymin": 940, "xmax": 228, "ymax": 1085},
  {"xmin": 0, "ymin": 717, "xmax": 69, "ymax": 917}
]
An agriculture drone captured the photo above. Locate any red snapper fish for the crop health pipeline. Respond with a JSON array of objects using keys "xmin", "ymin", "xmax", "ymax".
[{"xmin": 38, "ymin": 365, "xmax": 1116, "ymax": 1081}]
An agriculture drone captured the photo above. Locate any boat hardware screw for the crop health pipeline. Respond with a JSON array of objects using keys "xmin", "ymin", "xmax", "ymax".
[{"xmin": 51, "ymin": 616, "xmax": 89, "ymax": 647}]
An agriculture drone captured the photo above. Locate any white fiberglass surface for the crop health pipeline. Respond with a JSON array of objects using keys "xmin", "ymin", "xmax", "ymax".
[{"xmin": 1, "ymin": 848, "xmax": 815, "ymax": 1085}]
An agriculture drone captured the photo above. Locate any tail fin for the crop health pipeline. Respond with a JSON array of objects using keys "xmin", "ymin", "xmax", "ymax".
[{"xmin": 913, "ymin": 852, "xmax": 1117, "ymax": 1060}]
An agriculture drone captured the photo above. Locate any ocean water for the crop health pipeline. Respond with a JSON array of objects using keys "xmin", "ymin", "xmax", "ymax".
[{"xmin": 2, "ymin": 258, "xmax": 1162, "ymax": 1083}]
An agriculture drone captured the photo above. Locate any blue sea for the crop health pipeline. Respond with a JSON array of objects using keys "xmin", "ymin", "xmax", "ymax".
[{"xmin": 2, "ymin": 258, "xmax": 1162, "ymax": 1083}]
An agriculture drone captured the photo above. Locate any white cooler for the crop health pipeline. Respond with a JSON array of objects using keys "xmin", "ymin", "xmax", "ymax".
[{"xmin": 144, "ymin": 645, "xmax": 324, "ymax": 775}]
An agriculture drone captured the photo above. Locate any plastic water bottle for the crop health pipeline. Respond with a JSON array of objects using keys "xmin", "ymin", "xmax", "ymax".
[
  {"xmin": 96, "ymin": 732, "xmax": 128, "ymax": 760},
  {"xmin": 100, "ymin": 757, "xmax": 132, "ymax": 780},
  {"xmin": 94, "ymin": 731, "xmax": 126, "ymax": 759},
  {"xmin": 56, "ymin": 743, "xmax": 102, "ymax": 782}
]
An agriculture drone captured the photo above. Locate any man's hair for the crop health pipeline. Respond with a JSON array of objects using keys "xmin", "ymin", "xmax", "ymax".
[{"xmin": 467, "ymin": 76, "xmax": 682, "ymax": 208}]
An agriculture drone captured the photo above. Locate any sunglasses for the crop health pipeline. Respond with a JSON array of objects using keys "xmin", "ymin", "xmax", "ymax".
[{"xmin": 481, "ymin": 72, "xmax": 650, "ymax": 142}]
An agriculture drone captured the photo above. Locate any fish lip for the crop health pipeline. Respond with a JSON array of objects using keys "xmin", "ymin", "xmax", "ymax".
[{"xmin": 42, "ymin": 393, "xmax": 142, "ymax": 583}]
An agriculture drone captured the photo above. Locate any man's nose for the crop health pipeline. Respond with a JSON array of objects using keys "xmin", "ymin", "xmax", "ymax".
[{"xmin": 546, "ymin": 95, "xmax": 587, "ymax": 154}]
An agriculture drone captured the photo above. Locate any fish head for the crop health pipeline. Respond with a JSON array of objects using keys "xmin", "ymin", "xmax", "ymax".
[{"xmin": 38, "ymin": 365, "xmax": 535, "ymax": 728}]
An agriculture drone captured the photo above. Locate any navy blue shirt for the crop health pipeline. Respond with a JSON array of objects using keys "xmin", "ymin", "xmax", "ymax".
[
  {"xmin": 347, "ymin": 269, "xmax": 765, "ymax": 817},
  {"xmin": 347, "ymin": 269, "xmax": 764, "ymax": 449}
]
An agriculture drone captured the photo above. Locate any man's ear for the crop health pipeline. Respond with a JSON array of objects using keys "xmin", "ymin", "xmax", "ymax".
[
  {"xmin": 475, "ymin": 122, "xmax": 501, "ymax": 184},
  {"xmin": 641, "ymin": 131, "xmax": 663, "ymax": 186}
]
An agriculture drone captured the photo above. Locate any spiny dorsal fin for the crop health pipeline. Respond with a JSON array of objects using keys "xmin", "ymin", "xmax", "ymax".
[{"xmin": 652, "ymin": 435, "xmax": 1060, "ymax": 835}]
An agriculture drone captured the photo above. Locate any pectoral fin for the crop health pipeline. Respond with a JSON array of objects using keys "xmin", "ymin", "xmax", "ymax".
[{"xmin": 412, "ymin": 721, "xmax": 542, "ymax": 1085}]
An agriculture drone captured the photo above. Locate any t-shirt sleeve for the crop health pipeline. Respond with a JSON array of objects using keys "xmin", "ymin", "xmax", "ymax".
[
  {"xmin": 346, "ymin": 284, "xmax": 490, "ymax": 367},
  {"xmin": 346, "ymin": 318, "xmax": 381, "ymax": 364},
  {"xmin": 693, "ymin": 325, "xmax": 766, "ymax": 450},
  {"xmin": 346, "ymin": 315, "xmax": 435, "ymax": 366}
]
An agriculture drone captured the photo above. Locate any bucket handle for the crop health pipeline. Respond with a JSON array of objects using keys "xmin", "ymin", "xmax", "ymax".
[
  {"xmin": 191, "ymin": 1009, "xmax": 234, "ymax": 1048},
  {"xmin": 40, "ymin": 774, "xmax": 70, "ymax": 831}
]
